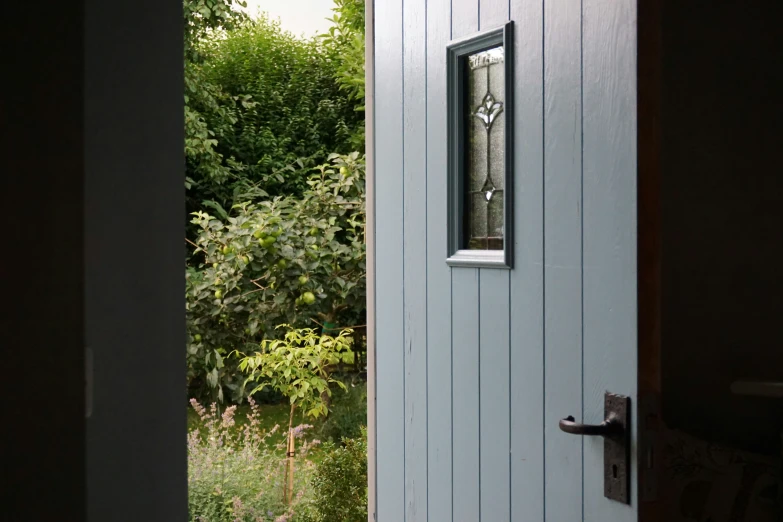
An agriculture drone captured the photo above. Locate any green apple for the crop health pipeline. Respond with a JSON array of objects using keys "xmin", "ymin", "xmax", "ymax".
[
  {"xmin": 302, "ymin": 291, "xmax": 316, "ymax": 305},
  {"xmin": 194, "ymin": 334, "xmax": 202, "ymax": 342},
  {"xmin": 298, "ymin": 275, "xmax": 308, "ymax": 286},
  {"xmin": 214, "ymin": 289, "xmax": 223, "ymax": 299}
]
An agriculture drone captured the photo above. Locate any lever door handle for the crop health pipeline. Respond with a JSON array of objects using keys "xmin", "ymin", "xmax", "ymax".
[
  {"xmin": 559, "ymin": 414, "xmax": 622, "ymax": 438},
  {"xmin": 557, "ymin": 393, "xmax": 631, "ymax": 504}
]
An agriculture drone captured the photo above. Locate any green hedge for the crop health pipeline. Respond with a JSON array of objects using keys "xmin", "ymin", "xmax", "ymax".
[{"xmin": 186, "ymin": 13, "xmax": 363, "ymax": 215}]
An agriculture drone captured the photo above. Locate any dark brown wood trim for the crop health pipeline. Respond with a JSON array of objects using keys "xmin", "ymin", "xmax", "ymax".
[{"xmin": 637, "ymin": 0, "xmax": 663, "ymax": 519}]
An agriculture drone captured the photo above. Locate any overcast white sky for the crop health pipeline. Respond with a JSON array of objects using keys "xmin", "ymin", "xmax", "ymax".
[{"xmin": 239, "ymin": 0, "xmax": 336, "ymax": 38}]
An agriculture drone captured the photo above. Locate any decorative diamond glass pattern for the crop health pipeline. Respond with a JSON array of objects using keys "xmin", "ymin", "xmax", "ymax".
[{"xmin": 465, "ymin": 45, "xmax": 505, "ymax": 251}]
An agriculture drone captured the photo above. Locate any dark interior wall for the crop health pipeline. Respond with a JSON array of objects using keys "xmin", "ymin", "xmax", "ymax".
[
  {"xmin": 84, "ymin": 0, "xmax": 187, "ymax": 520},
  {"xmin": 1, "ymin": 2, "xmax": 186, "ymax": 520},
  {"xmin": 661, "ymin": 1, "xmax": 783, "ymax": 454},
  {"xmin": 0, "ymin": 3, "xmax": 86, "ymax": 520}
]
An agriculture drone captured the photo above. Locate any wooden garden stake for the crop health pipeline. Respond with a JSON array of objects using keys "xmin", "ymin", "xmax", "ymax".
[
  {"xmin": 285, "ymin": 429, "xmax": 295, "ymax": 504},
  {"xmin": 284, "ymin": 403, "xmax": 296, "ymax": 505}
]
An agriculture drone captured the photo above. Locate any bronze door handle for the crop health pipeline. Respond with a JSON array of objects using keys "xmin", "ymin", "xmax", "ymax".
[
  {"xmin": 558, "ymin": 393, "xmax": 631, "ymax": 504},
  {"xmin": 558, "ymin": 414, "xmax": 623, "ymax": 438}
]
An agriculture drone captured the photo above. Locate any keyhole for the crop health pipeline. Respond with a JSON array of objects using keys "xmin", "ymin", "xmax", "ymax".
[{"xmin": 612, "ymin": 464, "xmax": 618, "ymax": 479}]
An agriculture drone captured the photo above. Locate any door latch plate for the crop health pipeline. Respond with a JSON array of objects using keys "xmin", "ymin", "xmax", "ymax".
[{"xmin": 604, "ymin": 392, "xmax": 630, "ymax": 504}]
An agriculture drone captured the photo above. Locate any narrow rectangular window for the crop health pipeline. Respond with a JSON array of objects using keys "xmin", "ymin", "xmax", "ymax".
[
  {"xmin": 466, "ymin": 46, "xmax": 505, "ymax": 251},
  {"xmin": 447, "ymin": 22, "xmax": 514, "ymax": 268}
]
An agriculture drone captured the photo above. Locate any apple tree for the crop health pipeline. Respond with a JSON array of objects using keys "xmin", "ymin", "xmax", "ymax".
[{"xmin": 185, "ymin": 153, "xmax": 365, "ymax": 401}]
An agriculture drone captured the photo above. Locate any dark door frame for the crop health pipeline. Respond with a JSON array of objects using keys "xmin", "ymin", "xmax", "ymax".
[{"xmin": 637, "ymin": 0, "xmax": 662, "ymax": 519}]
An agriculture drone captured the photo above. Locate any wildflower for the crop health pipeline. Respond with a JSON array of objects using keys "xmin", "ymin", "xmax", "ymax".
[
  {"xmin": 291, "ymin": 424, "xmax": 313, "ymax": 439},
  {"xmin": 188, "ymin": 398, "xmax": 318, "ymax": 520},
  {"xmin": 222, "ymin": 405, "xmax": 237, "ymax": 428}
]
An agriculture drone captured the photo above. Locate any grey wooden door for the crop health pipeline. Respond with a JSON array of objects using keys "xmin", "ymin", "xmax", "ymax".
[{"xmin": 373, "ymin": 0, "xmax": 638, "ymax": 520}]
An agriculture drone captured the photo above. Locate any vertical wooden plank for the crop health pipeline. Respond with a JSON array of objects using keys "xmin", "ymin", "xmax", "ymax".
[
  {"xmin": 582, "ymin": 0, "xmax": 638, "ymax": 520},
  {"xmin": 542, "ymin": 0, "xmax": 583, "ymax": 521},
  {"xmin": 452, "ymin": 0, "xmax": 479, "ymax": 38},
  {"xmin": 451, "ymin": 267, "xmax": 480, "ymax": 522},
  {"xmin": 450, "ymin": 3, "xmax": 480, "ymax": 520},
  {"xmin": 403, "ymin": 0, "xmax": 428, "ymax": 519},
  {"xmin": 477, "ymin": 4, "xmax": 512, "ymax": 522},
  {"xmin": 479, "ymin": 269, "xmax": 511, "ymax": 522},
  {"xmin": 426, "ymin": 0, "xmax": 453, "ymax": 519},
  {"xmin": 365, "ymin": 0, "xmax": 377, "ymax": 517},
  {"xmin": 375, "ymin": 0, "xmax": 406, "ymax": 517},
  {"xmin": 508, "ymin": 0, "xmax": 544, "ymax": 520},
  {"xmin": 480, "ymin": 0, "xmax": 509, "ymax": 30}
]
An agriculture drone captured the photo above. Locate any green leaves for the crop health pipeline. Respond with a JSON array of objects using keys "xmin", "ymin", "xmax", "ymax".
[
  {"xmin": 320, "ymin": 0, "xmax": 366, "ymax": 150},
  {"xmin": 237, "ymin": 326, "xmax": 354, "ymax": 419},
  {"xmin": 183, "ymin": 0, "xmax": 368, "ymax": 401},
  {"xmin": 185, "ymin": 9, "xmax": 364, "ymax": 222},
  {"xmin": 201, "ymin": 200, "xmax": 229, "ymax": 220},
  {"xmin": 185, "ymin": 154, "xmax": 366, "ymax": 402},
  {"xmin": 184, "ymin": 0, "xmax": 247, "ymax": 60},
  {"xmin": 306, "ymin": 428, "xmax": 368, "ymax": 522}
]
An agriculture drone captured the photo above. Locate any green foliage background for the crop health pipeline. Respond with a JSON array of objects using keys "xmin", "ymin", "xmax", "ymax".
[
  {"xmin": 321, "ymin": 0, "xmax": 367, "ymax": 149},
  {"xmin": 184, "ymin": 0, "xmax": 368, "ymax": 403},
  {"xmin": 185, "ymin": 5, "xmax": 364, "ymax": 223},
  {"xmin": 184, "ymin": 3, "xmax": 369, "ymax": 518},
  {"xmin": 186, "ymin": 154, "xmax": 365, "ymax": 402},
  {"xmin": 318, "ymin": 378, "xmax": 367, "ymax": 443},
  {"xmin": 302, "ymin": 429, "xmax": 368, "ymax": 522}
]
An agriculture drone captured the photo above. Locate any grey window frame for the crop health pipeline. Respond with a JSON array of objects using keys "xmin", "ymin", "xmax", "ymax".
[{"xmin": 446, "ymin": 21, "xmax": 514, "ymax": 269}]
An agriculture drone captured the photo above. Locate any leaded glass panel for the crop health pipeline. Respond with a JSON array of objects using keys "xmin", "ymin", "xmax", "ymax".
[{"xmin": 465, "ymin": 45, "xmax": 505, "ymax": 251}]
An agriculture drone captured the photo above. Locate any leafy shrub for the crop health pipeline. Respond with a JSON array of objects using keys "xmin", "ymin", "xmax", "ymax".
[
  {"xmin": 321, "ymin": 0, "xmax": 366, "ymax": 150},
  {"xmin": 318, "ymin": 379, "xmax": 366, "ymax": 443},
  {"xmin": 186, "ymin": 154, "xmax": 366, "ymax": 401},
  {"xmin": 184, "ymin": 0, "xmax": 247, "ymax": 63},
  {"xmin": 184, "ymin": 0, "xmax": 250, "ymax": 240},
  {"xmin": 301, "ymin": 428, "xmax": 368, "ymax": 522},
  {"xmin": 187, "ymin": 13, "xmax": 363, "ymax": 214},
  {"xmin": 188, "ymin": 398, "xmax": 319, "ymax": 521},
  {"xmin": 237, "ymin": 326, "xmax": 353, "ymax": 419}
]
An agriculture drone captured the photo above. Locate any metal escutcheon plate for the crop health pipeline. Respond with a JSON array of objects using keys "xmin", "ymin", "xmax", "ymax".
[{"xmin": 604, "ymin": 392, "xmax": 630, "ymax": 504}]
